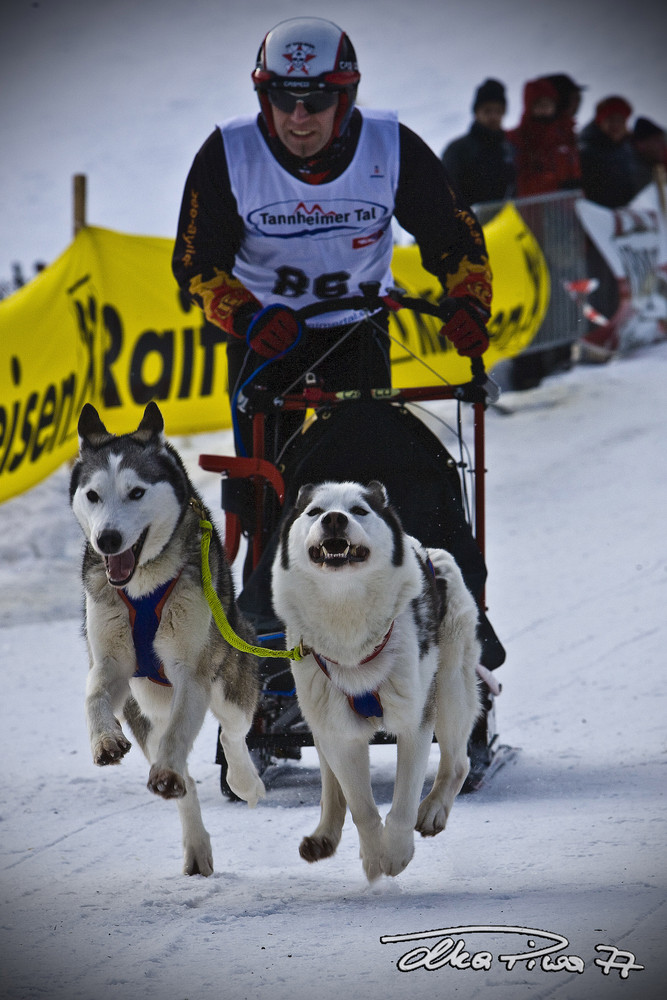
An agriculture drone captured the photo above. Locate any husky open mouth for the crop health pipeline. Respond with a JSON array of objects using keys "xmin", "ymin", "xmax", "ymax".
[
  {"xmin": 309, "ymin": 538, "xmax": 370, "ymax": 567},
  {"xmin": 104, "ymin": 528, "xmax": 149, "ymax": 587}
]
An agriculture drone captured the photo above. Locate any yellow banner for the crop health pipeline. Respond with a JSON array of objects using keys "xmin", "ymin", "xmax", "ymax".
[
  {"xmin": 0, "ymin": 203, "xmax": 548, "ymax": 502},
  {"xmin": 389, "ymin": 202, "xmax": 550, "ymax": 383}
]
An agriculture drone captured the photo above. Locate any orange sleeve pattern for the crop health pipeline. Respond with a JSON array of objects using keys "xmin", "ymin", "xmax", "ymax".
[
  {"xmin": 188, "ymin": 269, "xmax": 260, "ymax": 337},
  {"xmin": 444, "ymin": 255, "xmax": 493, "ymax": 313}
]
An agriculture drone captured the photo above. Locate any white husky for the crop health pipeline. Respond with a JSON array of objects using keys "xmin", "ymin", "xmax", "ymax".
[
  {"xmin": 70, "ymin": 402, "xmax": 265, "ymax": 875},
  {"xmin": 272, "ymin": 480, "xmax": 480, "ymax": 881}
]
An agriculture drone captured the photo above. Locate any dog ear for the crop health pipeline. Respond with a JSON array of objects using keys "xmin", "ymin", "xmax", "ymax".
[
  {"xmin": 78, "ymin": 403, "xmax": 112, "ymax": 448},
  {"xmin": 295, "ymin": 483, "xmax": 315, "ymax": 512},
  {"xmin": 365, "ymin": 481, "xmax": 404, "ymax": 565},
  {"xmin": 278, "ymin": 484, "xmax": 315, "ymax": 571},
  {"xmin": 132, "ymin": 401, "xmax": 165, "ymax": 443},
  {"xmin": 364, "ymin": 481, "xmax": 389, "ymax": 509}
]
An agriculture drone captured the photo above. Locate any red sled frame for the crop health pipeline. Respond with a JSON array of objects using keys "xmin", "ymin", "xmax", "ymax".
[
  {"xmin": 201, "ymin": 383, "xmax": 487, "ymax": 594},
  {"xmin": 199, "ymin": 289, "xmax": 509, "ymax": 791}
]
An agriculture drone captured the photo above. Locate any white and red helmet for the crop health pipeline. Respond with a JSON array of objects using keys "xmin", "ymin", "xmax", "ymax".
[{"xmin": 252, "ymin": 17, "xmax": 360, "ymax": 138}]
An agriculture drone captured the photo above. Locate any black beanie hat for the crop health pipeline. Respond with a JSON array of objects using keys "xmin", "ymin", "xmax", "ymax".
[
  {"xmin": 473, "ymin": 78, "xmax": 507, "ymax": 112},
  {"xmin": 633, "ymin": 117, "xmax": 664, "ymax": 141}
]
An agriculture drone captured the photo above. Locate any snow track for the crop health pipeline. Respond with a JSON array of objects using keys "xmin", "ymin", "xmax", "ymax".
[{"xmin": 2, "ymin": 345, "xmax": 666, "ymax": 999}]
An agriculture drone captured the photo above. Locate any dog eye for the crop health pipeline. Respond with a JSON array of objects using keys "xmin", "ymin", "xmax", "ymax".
[
  {"xmin": 351, "ymin": 506, "xmax": 369, "ymax": 516},
  {"xmin": 128, "ymin": 487, "xmax": 146, "ymax": 501},
  {"xmin": 307, "ymin": 506, "xmax": 324, "ymax": 517},
  {"xmin": 86, "ymin": 489, "xmax": 100, "ymax": 504}
]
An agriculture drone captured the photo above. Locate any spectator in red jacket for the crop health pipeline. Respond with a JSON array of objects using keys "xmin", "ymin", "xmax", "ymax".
[
  {"xmin": 508, "ymin": 77, "xmax": 581, "ymax": 196},
  {"xmin": 506, "ymin": 76, "xmax": 582, "ymax": 393}
]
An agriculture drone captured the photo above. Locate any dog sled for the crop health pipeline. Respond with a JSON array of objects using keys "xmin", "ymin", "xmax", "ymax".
[{"xmin": 199, "ymin": 284, "xmax": 512, "ymax": 797}]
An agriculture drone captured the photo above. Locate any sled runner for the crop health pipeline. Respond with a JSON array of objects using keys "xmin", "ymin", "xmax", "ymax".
[{"xmin": 199, "ymin": 285, "xmax": 513, "ymax": 796}]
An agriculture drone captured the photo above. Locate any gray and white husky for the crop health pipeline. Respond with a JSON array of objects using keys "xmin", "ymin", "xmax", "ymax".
[
  {"xmin": 272, "ymin": 480, "xmax": 480, "ymax": 881},
  {"xmin": 70, "ymin": 402, "xmax": 264, "ymax": 876}
]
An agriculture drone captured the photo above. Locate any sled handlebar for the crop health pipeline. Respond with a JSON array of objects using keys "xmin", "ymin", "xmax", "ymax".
[{"xmin": 291, "ymin": 282, "xmax": 491, "ymax": 392}]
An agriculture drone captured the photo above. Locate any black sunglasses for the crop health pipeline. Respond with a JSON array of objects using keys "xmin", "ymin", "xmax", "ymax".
[{"xmin": 268, "ymin": 89, "xmax": 339, "ymax": 115}]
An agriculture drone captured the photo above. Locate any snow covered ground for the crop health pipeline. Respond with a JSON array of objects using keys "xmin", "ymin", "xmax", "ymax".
[
  {"xmin": 2, "ymin": 1, "xmax": 666, "ymax": 997},
  {"xmin": 1, "ymin": 342, "xmax": 666, "ymax": 1000}
]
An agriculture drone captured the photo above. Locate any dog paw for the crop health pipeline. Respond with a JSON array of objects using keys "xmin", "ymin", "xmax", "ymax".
[
  {"xmin": 183, "ymin": 837, "xmax": 214, "ymax": 877},
  {"xmin": 361, "ymin": 850, "xmax": 383, "ymax": 882},
  {"xmin": 359, "ymin": 839, "xmax": 384, "ymax": 881},
  {"xmin": 299, "ymin": 834, "xmax": 337, "ymax": 863},
  {"xmin": 147, "ymin": 765, "xmax": 187, "ymax": 799},
  {"xmin": 416, "ymin": 796, "xmax": 449, "ymax": 837},
  {"xmin": 92, "ymin": 732, "xmax": 131, "ymax": 766},
  {"xmin": 380, "ymin": 823, "xmax": 415, "ymax": 877},
  {"xmin": 380, "ymin": 850, "xmax": 413, "ymax": 877},
  {"xmin": 226, "ymin": 767, "xmax": 266, "ymax": 809}
]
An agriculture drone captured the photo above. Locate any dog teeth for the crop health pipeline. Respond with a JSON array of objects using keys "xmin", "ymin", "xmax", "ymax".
[
  {"xmin": 308, "ymin": 541, "xmax": 370, "ymax": 565},
  {"xmin": 323, "ymin": 542, "xmax": 349, "ymax": 559}
]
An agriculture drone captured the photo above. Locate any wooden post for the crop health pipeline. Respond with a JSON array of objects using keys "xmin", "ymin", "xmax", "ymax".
[{"xmin": 73, "ymin": 174, "xmax": 87, "ymax": 235}]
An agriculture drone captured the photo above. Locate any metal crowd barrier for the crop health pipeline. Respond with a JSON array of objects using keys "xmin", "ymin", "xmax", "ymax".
[{"xmin": 475, "ymin": 190, "xmax": 587, "ymax": 353}]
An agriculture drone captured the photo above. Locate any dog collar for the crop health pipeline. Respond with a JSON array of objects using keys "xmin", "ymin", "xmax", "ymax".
[{"xmin": 312, "ymin": 621, "xmax": 394, "ymax": 719}]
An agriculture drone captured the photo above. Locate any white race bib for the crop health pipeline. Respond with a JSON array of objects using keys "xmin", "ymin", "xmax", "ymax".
[{"xmin": 220, "ymin": 110, "xmax": 399, "ymax": 326}]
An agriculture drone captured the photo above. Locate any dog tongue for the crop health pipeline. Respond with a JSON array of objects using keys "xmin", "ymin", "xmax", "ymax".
[{"xmin": 107, "ymin": 548, "xmax": 135, "ymax": 583}]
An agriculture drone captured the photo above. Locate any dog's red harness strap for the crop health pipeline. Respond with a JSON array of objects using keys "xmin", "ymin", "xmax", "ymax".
[
  {"xmin": 312, "ymin": 621, "xmax": 394, "ymax": 719},
  {"xmin": 359, "ymin": 620, "xmax": 394, "ymax": 663}
]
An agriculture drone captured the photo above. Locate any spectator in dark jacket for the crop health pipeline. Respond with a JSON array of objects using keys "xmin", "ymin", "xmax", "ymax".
[
  {"xmin": 545, "ymin": 73, "xmax": 585, "ymax": 123},
  {"xmin": 546, "ymin": 73, "xmax": 585, "ymax": 164},
  {"xmin": 507, "ymin": 77, "xmax": 581, "ymax": 196},
  {"xmin": 440, "ymin": 78, "xmax": 515, "ymax": 206},
  {"xmin": 578, "ymin": 97, "xmax": 645, "ymax": 351},
  {"xmin": 579, "ymin": 96, "xmax": 643, "ymax": 208},
  {"xmin": 631, "ymin": 116, "xmax": 667, "ymax": 193}
]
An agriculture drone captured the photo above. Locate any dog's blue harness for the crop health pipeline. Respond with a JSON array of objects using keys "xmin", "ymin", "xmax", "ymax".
[{"xmin": 119, "ymin": 577, "xmax": 180, "ymax": 686}]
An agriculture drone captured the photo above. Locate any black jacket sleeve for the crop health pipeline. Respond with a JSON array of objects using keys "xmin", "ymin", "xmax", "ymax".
[{"xmin": 172, "ymin": 129, "xmax": 257, "ymax": 336}]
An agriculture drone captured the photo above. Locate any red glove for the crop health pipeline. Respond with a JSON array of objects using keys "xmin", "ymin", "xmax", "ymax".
[
  {"xmin": 439, "ymin": 299, "xmax": 490, "ymax": 358},
  {"xmin": 246, "ymin": 305, "xmax": 301, "ymax": 359}
]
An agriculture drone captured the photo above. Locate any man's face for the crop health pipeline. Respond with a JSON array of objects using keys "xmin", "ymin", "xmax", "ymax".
[
  {"xmin": 475, "ymin": 101, "xmax": 505, "ymax": 131},
  {"xmin": 272, "ymin": 97, "xmax": 339, "ymax": 158}
]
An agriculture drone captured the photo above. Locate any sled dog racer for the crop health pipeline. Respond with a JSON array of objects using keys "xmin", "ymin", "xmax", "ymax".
[{"xmin": 172, "ymin": 17, "xmax": 493, "ymax": 457}]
